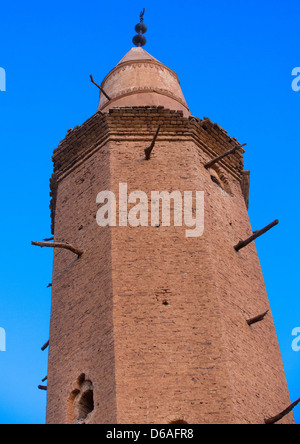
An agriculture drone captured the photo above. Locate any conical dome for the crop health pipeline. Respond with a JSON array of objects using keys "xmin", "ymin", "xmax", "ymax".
[{"xmin": 98, "ymin": 47, "xmax": 191, "ymax": 117}]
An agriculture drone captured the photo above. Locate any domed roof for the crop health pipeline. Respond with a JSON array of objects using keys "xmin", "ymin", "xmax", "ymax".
[{"xmin": 97, "ymin": 47, "xmax": 190, "ymax": 117}]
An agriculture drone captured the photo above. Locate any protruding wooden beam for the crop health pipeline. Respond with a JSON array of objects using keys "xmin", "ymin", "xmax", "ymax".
[
  {"xmin": 42, "ymin": 376, "xmax": 48, "ymax": 383},
  {"xmin": 47, "ymin": 283, "xmax": 52, "ymax": 288},
  {"xmin": 205, "ymin": 143, "xmax": 246, "ymax": 169},
  {"xmin": 90, "ymin": 75, "xmax": 111, "ymax": 101},
  {"xmin": 144, "ymin": 125, "xmax": 162, "ymax": 160},
  {"xmin": 31, "ymin": 241, "xmax": 84, "ymax": 258},
  {"xmin": 43, "ymin": 237, "xmax": 54, "ymax": 242},
  {"xmin": 41, "ymin": 340, "xmax": 49, "ymax": 352},
  {"xmin": 38, "ymin": 385, "xmax": 47, "ymax": 391},
  {"xmin": 247, "ymin": 310, "xmax": 269, "ymax": 326},
  {"xmin": 265, "ymin": 397, "xmax": 300, "ymax": 424},
  {"xmin": 234, "ymin": 220, "xmax": 279, "ymax": 252}
]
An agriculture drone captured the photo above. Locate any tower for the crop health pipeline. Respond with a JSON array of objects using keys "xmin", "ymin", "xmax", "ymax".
[{"xmin": 44, "ymin": 15, "xmax": 294, "ymax": 425}]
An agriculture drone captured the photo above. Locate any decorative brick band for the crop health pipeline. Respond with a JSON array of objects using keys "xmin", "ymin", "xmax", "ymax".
[
  {"xmin": 50, "ymin": 107, "xmax": 246, "ymax": 234},
  {"xmin": 101, "ymin": 59, "xmax": 180, "ymax": 87},
  {"xmin": 99, "ymin": 86, "xmax": 190, "ymax": 112}
]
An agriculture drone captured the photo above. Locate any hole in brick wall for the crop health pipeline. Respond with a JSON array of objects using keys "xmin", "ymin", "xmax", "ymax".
[
  {"xmin": 75, "ymin": 177, "xmax": 85, "ymax": 185},
  {"xmin": 67, "ymin": 375, "xmax": 94, "ymax": 424},
  {"xmin": 210, "ymin": 175, "xmax": 222, "ymax": 188},
  {"xmin": 77, "ymin": 373, "xmax": 86, "ymax": 386},
  {"xmin": 162, "ymin": 300, "xmax": 169, "ymax": 306},
  {"xmin": 169, "ymin": 419, "xmax": 188, "ymax": 424},
  {"xmin": 76, "ymin": 386, "xmax": 94, "ymax": 422},
  {"xmin": 209, "ymin": 167, "xmax": 231, "ymax": 195}
]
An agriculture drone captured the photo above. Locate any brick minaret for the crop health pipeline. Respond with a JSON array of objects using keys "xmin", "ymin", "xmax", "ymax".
[{"xmin": 45, "ymin": 46, "xmax": 293, "ymax": 424}]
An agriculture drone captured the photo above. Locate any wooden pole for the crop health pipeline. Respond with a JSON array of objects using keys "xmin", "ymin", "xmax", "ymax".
[
  {"xmin": 42, "ymin": 376, "xmax": 48, "ymax": 383},
  {"xmin": 31, "ymin": 241, "xmax": 84, "ymax": 258},
  {"xmin": 38, "ymin": 385, "xmax": 47, "ymax": 391},
  {"xmin": 144, "ymin": 125, "xmax": 162, "ymax": 160},
  {"xmin": 265, "ymin": 397, "xmax": 300, "ymax": 424},
  {"xmin": 41, "ymin": 340, "xmax": 49, "ymax": 351},
  {"xmin": 234, "ymin": 220, "xmax": 279, "ymax": 252},
  {"xmin": 247, "ymin": 310, "xmax": 269, "ymax": 326},
  {"xmin": 205, "ymin": 143, "xmax": 246, "ymax": 169},
  {"xmin": 90, "ymin": 75, "xmax": 111, "ymax": 101}
]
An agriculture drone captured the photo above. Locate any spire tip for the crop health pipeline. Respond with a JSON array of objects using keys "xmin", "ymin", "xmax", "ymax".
[{"xmin": 133, "ymin": 8, "xmax": 147, "ymax": 47}]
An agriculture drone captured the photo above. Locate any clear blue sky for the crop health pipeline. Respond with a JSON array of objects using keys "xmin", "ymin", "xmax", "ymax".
[{"xmin": 0, "ymin": 0, "xmax": 299, "ymax": 424}]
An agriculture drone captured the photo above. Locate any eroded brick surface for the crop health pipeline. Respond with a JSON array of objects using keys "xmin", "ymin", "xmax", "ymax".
[{"xmin": 46, "ymin": 107, "xmax": 293, "ymax": 424}]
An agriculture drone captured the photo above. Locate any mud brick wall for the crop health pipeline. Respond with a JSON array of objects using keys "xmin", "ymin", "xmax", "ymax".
[{"xmin": 46, "ymin": 107, "xmax": 293, "ymax": 424}]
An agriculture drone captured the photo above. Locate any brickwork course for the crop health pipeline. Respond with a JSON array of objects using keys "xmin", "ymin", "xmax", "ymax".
[{"xmin": 45, "ymin": 47, "xmax": 294, "ymax": 424}]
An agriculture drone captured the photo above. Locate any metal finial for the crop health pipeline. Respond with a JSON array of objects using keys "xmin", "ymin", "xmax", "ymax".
[
  {"xmin": 133, "ymin": 8, "xmax": 147, "ymax": 47},
  {"xmin": 140, "ymin": 8, "xmax": 145, "ymax": 22}
]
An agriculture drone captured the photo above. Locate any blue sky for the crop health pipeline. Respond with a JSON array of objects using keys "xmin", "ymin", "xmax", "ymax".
[{"xmin": 0, "ymin": 0, "xmax": 299, "ymax": 424}]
